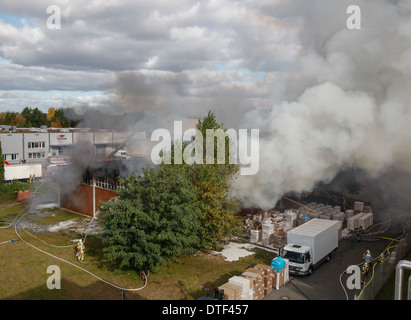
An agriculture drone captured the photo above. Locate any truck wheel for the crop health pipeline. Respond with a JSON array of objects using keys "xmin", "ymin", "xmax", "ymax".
[
  {"xmin": 325, "ymin": 254, "xmax": 331, "ymax": 262},
  {"xmin": 307, "ymin": 267, "xmax": 313, "ymax": 276}
]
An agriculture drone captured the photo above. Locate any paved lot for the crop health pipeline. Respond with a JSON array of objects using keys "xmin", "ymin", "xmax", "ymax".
[{"xmin": 264, "ymin": 236, "xmax": 398, "ymax": 300}]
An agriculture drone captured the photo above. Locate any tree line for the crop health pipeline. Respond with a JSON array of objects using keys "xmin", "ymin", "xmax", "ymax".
[{"xmin": 0, "ymin": 107, "xmax": 79, "ymax": 128}]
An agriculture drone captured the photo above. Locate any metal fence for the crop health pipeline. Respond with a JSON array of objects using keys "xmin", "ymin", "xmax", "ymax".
[{"xmin": 358, "ymin": 231, "xmax": 411, "ymax": 300}]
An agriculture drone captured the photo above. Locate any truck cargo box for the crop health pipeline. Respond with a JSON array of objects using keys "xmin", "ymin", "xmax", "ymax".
[
  {"xmin": 286, "ymin": 218, "xmax": 338, "ymax": 265},
  {"xmin": 4, "ymin": 163, "xmax": 42, "ymax": 181}
]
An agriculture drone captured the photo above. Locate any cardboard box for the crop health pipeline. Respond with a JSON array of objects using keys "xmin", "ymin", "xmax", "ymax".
[
  {"xmin": 272, "ymin": 269, "xmax": 286, "ymax": 290},
  {"xmin": 218, "ymin": 282, "xmax": 242, "ymax": 300},
  {"xmin": 244, "ymin": 269, "xmax": 265, "ymax": 300},
  {"xmin": 254, "ymin": 264, "xmax": 273, "ymax": 295},
  {"xmin": 241, "ymin": 272, "xmax": 263, "ymax": 300},
  {"xmin": 218, "ymin": 283, "xmax": 235, "ymax": 300},
  {"xmin": 228, "ymin": 276, "xmax": 250, "ymax": 300}
]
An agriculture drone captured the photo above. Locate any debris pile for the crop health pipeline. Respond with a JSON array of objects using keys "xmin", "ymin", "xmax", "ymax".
[{"xmin": 243, "ymin": 200, "xmax": 373, "ymax": 248}]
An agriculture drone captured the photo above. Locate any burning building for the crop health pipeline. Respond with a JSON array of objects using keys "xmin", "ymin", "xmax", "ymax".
[{"xmin": 57, "ymin": 157, "xmax": 151, "ymax": 217}]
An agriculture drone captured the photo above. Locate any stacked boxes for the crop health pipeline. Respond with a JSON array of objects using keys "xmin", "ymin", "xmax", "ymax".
[
  {"xmin": 345, "ymin": 209, "xmax": 354, "ymax": 220},
  {"xmin": 347, "ymin": 214, "xmax": 359, "ymax": 231},
  {"xmin": 331, "ymin": 211, "xmax": 345, "ymax": 221},
  {"xmin": 354, "ymin": 201, "xmax": 364, "ymax": 212},
  {"xmin": 254, "ymin": 264, "xmax": 273, "ymax": 295},
  {"xmin": 242, "ymin": 269, "xmax": 265, "ymax": 300},
  {"xmin": 271, "ymin": 257, "xmax": 289, "ymax": 290},
  {"xmin": 250, "ymin": 230, "xmax": 261, "ymax": 243},
  {"xmin": 347, "ymin": 212, "xmax": 374, "ymax": 231},
  {"xmin": 358, "ymin": 212, "xmax": 373, "ymax": 230},
  {"xmin": 272, "ymin": 268, "xmax": 287, "ymax": 290},
  {"xmin": 218, "ymin": 282, "xmax": 242, "ymax": 300},
  {"xmin": 363, "ymin": 206, "xmax": 373, "ymax": 213},
  {"xmin": 270, "ymin": 231, "xmax": 286, "ymax": 248},
  {"xmin": 262, "ymin": 222, "xmax": 274, "ymax": 246},
  {"xmin": 228, "ymin": 276, "xmax": 253, "ymax": 300}
]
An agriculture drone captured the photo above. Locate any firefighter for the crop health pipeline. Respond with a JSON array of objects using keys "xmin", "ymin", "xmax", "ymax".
[
  {"xmin": 361, "ymin": 262, "xmax": 370, "ymax": 284},
  {"xmin": 76, "ymin": 239, "xmax": 85, "ymax": 262},
  {"xmin": 363, "ymin": 249, "xmax": 372, "ymax": 264}
]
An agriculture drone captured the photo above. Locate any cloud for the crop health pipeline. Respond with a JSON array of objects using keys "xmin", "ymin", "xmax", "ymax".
[
  {"xmin": 230, "ymin": 0, "xmax": 411, "ymax": 209},
  {"xmin": 3, "ymin": 0, "xmax": 411, "ymax": 213}
]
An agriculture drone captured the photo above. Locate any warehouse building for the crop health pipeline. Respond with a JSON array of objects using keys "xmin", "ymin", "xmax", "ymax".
[
  {"xmin": 0, "ymin": 128, "xmax": 148, "ymax": 165},
  {"xmin": 2, "ymin": 119, "xmax": 198, "ymax": 217}
]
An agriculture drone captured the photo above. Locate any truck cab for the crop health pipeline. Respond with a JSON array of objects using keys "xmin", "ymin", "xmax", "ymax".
[{"xmin": 281, "ymin": 244, "xmax": 313, "ymax": 276}]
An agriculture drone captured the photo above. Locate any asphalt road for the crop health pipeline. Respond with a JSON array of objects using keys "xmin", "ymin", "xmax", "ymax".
[{"xmin": 264, "ymin": 234, "xmax": 400, "ymax": 300}]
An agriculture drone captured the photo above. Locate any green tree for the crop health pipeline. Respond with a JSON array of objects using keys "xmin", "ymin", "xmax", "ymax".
[
  {"xmin": 21, "ymin": 107, "xmax": 46, "ymax": 127},
  {"xmin": 188, "ymin": 111, "xmax": 243, "ymax": 250},
  {"xmin": 31, "ymin": 107, "xmax": 46, "ymax": 127},
  {"xmin": 4, "ymin": 112, "xmax": 18, "ymax": 125},
  {"xmin": 99, "ymin": 164, "xmax": 201, "ymax": 272},
  {"xmin": 21, "ymin": 107, "xmax": 33, "ymax": 127}
]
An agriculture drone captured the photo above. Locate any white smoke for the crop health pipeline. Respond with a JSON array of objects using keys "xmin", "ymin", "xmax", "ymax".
[{"xmin": 231, "ymin": 0, "xmax": 411, "ymax": 209}]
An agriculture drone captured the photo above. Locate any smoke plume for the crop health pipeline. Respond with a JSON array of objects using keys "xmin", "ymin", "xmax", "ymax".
[{"xmin": 231, "ymin": 0, "xmax": 411, "ymax": 209}]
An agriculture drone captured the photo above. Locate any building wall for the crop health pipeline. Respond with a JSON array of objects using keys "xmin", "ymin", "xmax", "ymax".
[
  {"xmin": 1, "ymin": 129, "xmax": 149, "ymax": 164},
  {"xmin": 24, "ymin": 132, "xmax": 49, "ymax": 164},
  {"xmin": 60, "ymin": 183, "xmax": 117, "ymax": 217},
  {"xmin": 0, "ymin": 133, "xmax": 23, "ymax": 164}
]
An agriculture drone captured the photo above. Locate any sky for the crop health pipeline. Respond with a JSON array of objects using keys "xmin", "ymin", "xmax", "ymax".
[
  {"xmin": 0, "ymin": 0, "xmax": 302, "ymax": 125},
  {"xmin": 3, "ymin": 0, "xmax": 411, "ymax": 209}
]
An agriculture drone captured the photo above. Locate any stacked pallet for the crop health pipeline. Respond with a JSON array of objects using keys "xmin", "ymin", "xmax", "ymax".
[
  {"xmin": 345, "ymin": 209, "xmax": 354, "ymax": 220},
  {"xmin": 363, "ymin": 205, "xmax": 373, "ymax": 213},
  {"xmin": 241, "ymin": 268, "xmax": 265, "ymax": 300},
  {"xmin": 272, "ymin": 268, "xmax": 287, "ymax": 290},
  {"xmin": 331, "ymin": 211, "xmax": 345, "ymax": 221},
  {"xmin": 347, "ymin": 214, "xmax": 359, "ymax": 231},
  {"xmin": 262, "ymin": 222, "xmax": 274, "ymax": 246},
  {"xmin": 254, "ymin": 264, "xmax": 273, "ymax": 295},
  {"xmin": 358, "ymin": 212, "xmax": 373, "ymax": 230},
  {"xmin": 250, "ymin": 229, "xmax": 261, "ymax": 243},
  {"xmin": 354, "ymin": 201, "xmax": 364, "ymax": 212},
  {"xmin": 347, "ymin": 212, "xmax": 374, "ymax": 231},
  {"xmin": 218, "ymin": 282, "xmax": 242, "ymax": 300},
  {"xmin": 247, "ymin": 211, "xmax": 295, "ymax": 249},
  {"xmin": 270, "ymin": 230, "xmax": 286, "ymax": 248},
  {"xmin": 271, "ymin": 257, "xmax": 289, "ymax": 290},
  {"xmin": 228, "ymin": 276, "xmax": 253, "ymax": 300}
]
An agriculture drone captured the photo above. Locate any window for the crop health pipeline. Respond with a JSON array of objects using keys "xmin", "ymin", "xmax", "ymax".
[
  {"xmin": 28, "ymin": 141, "xmax": 46, "ymax": 149},
  {"xmin": 3, "ymin": 154, "xmax": 18, "ymax": 160},
  {"xmin": 28, "ymin": 152, "xmax": 45, "ymax": 159}
]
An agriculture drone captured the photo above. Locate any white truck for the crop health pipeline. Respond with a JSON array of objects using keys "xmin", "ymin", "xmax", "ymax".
[
  {"xmin": 4, "ymin": 163, "xmax": 43, "ymax": 182},
  {"xmin": 281, "ymin": 218, "xmax": 339, "ymax": 276}
]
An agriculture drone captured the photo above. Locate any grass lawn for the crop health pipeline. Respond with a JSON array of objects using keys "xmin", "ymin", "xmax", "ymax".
[{"xmin": 0, "ymin": 203, "xmax": 275, "ymax": 300}]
